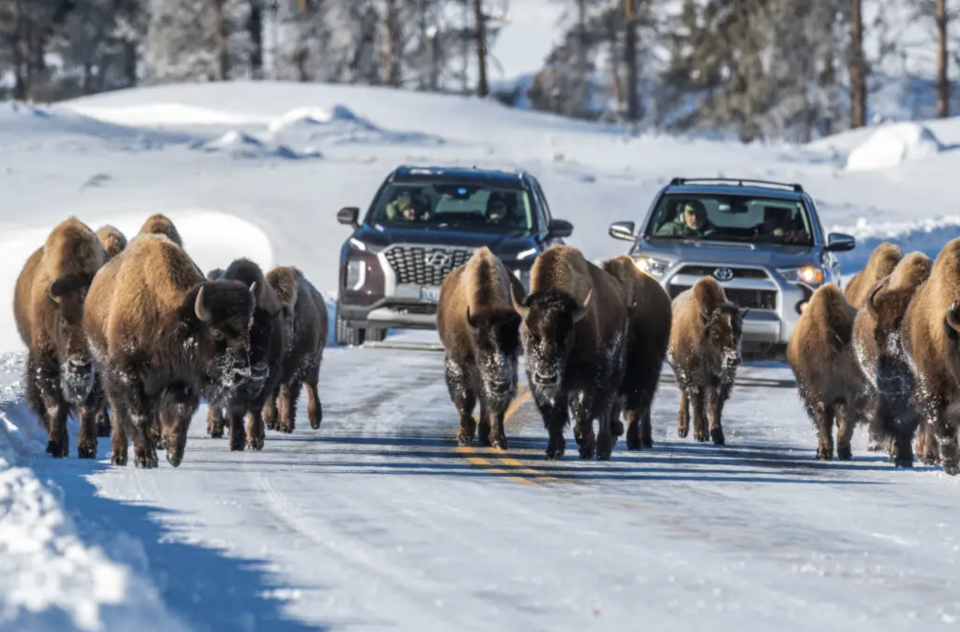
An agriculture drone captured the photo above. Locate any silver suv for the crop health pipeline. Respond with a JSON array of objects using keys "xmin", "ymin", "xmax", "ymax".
[{"xmin": 608, "ymin": 178, "xmax": 856, "ymax": 362}]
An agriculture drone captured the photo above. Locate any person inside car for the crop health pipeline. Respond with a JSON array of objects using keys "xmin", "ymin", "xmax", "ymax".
[
  {"xmin": 385, "ymin": 191, "xmax": 432, "ymax": 222},
  {"xmin": 655, "ymin": 199, "xmax": 715, "ymax": 238},
  {"xmin": 484, "ymin": 191, "xmax": 512, "ymax": 225},
  {"xmin": 754, "ymin": 206, "xmax": 810, "ymax": 245}
]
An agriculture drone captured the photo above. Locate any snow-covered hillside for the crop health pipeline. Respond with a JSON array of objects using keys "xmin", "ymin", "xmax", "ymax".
[{"xmin": 2, "ymin": 81, "xmax": 960, "ymax": 631}]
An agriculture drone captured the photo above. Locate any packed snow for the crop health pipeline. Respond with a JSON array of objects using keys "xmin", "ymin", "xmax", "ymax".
[
  {"xmin": 3, "ymin": 80, "xmax": 960, "ymax": 631},
  {"xmin": 844, "ymin": 122, "xmax": 945, "ymax": 171}
]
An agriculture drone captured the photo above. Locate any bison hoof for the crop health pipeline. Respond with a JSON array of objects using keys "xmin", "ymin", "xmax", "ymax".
[
  {"xmin": 595, "ymin": 434, "xmax": 613, "ymax": 461},
  {"xmin": 640, "ymin": 436, "xmax": 654, "ymax": 449},
  {"xmin": 816, "ymin": 448, "xmax": 833, "ymax": 461},
  {"xmin": 546, "ymin": 439, "xmax": 565, "ymax": 460},
  {"xmin": 456, "ymin": 431, "xmax": 473, "ymax": 446},
  {"xmin": 867, "ymin": 440, "xmax": 884, "ymax": 452},
  {"xmin": 894, "ymin": 457, "xmax": 915, "ymax": 469},
  {"xmin": 134, "ymin": 456, "xmax": 157, "ymax": 469},
  {"xmin": 711, "ymin": 428, "xmax": 725, "ymax": 446},
  {"xmin": 279, "ymin": 425, "xmax": 294, "ymax": 434},
  {"xmin": 626, "ymin": 435, "xmax": 640, "ymax": 451},
  {"xmin": 578, "ymin": 441, "xmax": 596, "ymax": 460},
  {"xmin": 694, "ymin": 431, "xmax": 709, "ymax": 443},
  {"xmin": 208, "ymin": 428, "xmax": 224, "ymax": 439},
  {"xmin": 491, "ymin": 435, "xmax": 507, "ymax": 451},
  {"xmin": 247, "ymin": 437, "xmax": 264, "ymax": 452},
  {"xmin": 677, "ymin": 426, "xmax": 689, "ymax": 439},
  {"xmin": 111, "ymin": 454, "xmax": 127, "ymax": 466},
  {"xmin": 943, "ymin": 463, "xmax": 960, "ymax": 476},
  {"xmin": 310, "ymin": 420, "xmax": 321, "ymax": 430},
  {"xmin": 96, "ymin": 424, "xmax": 112, "ymax": 438},
  {"xmin": 46, "ymin": 440, "xmax": 68, "ymax": 458},
  {"xmin": 229, "ymin": 438, "xmax": 246, "ymax": 452},
  {"xmin": 477, "ymin": 433, "xmax": 492, "ymax": 448},
  {"xmin": 166, "ymin": 452, "xmax": 183, "ymax": 467},
  {"xmin": 921, "ymin": 453, "xmax": 941, "ymax": 466},
  {"xmin": 265, "ymin": 421, "xmax": 278, "ymax": 431},
  {"xmin": 77, "ymin": 443, "xmax": 97, "ymax": 459},
  {"xmin": 837, "ymin": 445, "xmax": 853, "ymax": 461}
]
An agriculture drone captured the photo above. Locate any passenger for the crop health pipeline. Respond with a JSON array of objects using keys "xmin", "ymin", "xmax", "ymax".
[
  {"xmin": 484, "ymin": 192, "xmax": 509, "ymax": 224},
  {"xmin": 655, "ymin": 200, "xmax": 714, "ymax": 238},
  {"xmin": 386, "ymin": 191, "xmax": 432, "ymax": 222},
  {"xmin": 755, "ymin": 207, "xmax": 809, "ymax": 245}
]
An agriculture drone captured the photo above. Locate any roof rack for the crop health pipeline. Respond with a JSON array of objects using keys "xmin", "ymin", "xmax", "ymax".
[{"xmin": 668, "ymin": 177, "xmax": 804, "ymax": 193}]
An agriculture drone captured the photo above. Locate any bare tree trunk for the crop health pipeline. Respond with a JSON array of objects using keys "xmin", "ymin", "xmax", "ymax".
[
  {"xmin": 383, "ymin": 0, "xmax": 402, "ymax": 86},
  {"xmin": 473, "ymin": 0, "xmax": 488, "ymax": 97},
  {"xmin": 123, "ymin": 39, "xmax": 138, "ymax": 87},
  {"xmin": 575, "ymin": 0, "xmax": 587, "ymax": 116},
  {"xmin": 248, "ymin": 2, "xmax": 264, "ymax": 79},
  {"xmin": 850, "ymin": 0, "xmax": 866, "ymax": 128},
  {"xmin": 607, "ymin": 14, "xmax": 623, "ymax": 111},
  {"xmin": 937, "ymin": 0, "xmax": 949, "ymax": 118},
  {"xmin": 213, "ymin": 0, "xmax": 229, "ymax": 80},
  {"xmin": 624, "ymin": 0, "xmax": 639, "ymax": 123}
]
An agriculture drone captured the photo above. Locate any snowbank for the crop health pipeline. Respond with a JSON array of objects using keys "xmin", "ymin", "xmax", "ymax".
[
  {"xmin": 0, "ymin": 211, "xmax": 274, "ymax": 353},
  {"xmin": 0, "ymin": 357, "xmax": 188, "ymax": 632},
  {"xmin": 266, "ymin": 105, "xmax": 444, "ymax": 148},
  {"xmin": 197, "ymin": 130, "xmax": 310, "ymax": 160},
  {"xmin": 845, "ymin": 122, "xmax": 944, "ymax": 171}
]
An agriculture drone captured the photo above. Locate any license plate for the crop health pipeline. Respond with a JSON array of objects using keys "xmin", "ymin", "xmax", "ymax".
[{"xmin": 420, "ymin": 286, "xmax": 442, "ymax": 303}]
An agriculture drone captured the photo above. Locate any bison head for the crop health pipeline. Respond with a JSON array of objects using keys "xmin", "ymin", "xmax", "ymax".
[
  {"xmin": 187, "ymin": 279, "xmax": 257, "ymax": 392},
  {"xmin": 157, "ymin": 382, "xmax": 200, "ymax": 467},
  {"xmin": 512, "ymin": 285, "xmax": 591, "ymax": 398},
  {"xmin": 465, "ymin": 305, "xmax": 522, "ymax": 402},
  {"xmin": 702, "ymin": 303, "xmax": 748, "ymax": 373},
  {"xmin": 48, "ymin": 272, "xmax": 95, "ymax": 401}
]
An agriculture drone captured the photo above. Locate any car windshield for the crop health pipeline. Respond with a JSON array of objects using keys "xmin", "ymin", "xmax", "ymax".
[
  {"xmin": 645, "ymin": 193, "xmax": 815, "ymax": 246},
  {"xmin": 369, "ymin": 181, "xmax": 535, "ymax": 233}
]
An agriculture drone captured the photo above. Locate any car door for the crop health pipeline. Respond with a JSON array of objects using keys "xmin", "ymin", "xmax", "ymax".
[{"xmin": 532, "ymin": 178, "xmax": 564, "ymax": 246}]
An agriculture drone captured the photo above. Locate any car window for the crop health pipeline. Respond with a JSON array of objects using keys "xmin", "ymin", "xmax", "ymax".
[
  {"xmin": 645, "ymin": 194, "xmax": 815, "ymax": 246},
  {"xmin": 370, "ymin": 182, "xmax": 534, "ymax": 233}
]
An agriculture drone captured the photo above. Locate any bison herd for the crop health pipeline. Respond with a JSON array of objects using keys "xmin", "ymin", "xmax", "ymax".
[
  {"xmin": 14, "ymin": 214, "xmax": 326, "ymax": 468},
  {"xmin": 14, "ymin": 216, "xmax": 960, "ymax": 476}
]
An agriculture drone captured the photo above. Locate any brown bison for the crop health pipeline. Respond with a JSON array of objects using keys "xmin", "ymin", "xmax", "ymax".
[
  {"xmin": 96, "ymin": 225, "xmax": 127, "ymax": 260},
  {"xmin": 205, "ymin": 259, "xmax": 286, "ymax": 451},
  {"xmin": 138, "ymin": 213, "xmax": 184, "ymax": 248},
  {"xmin": 667, "ymin": 277, "xmax": 747, "ymax": 445},
  {"xmin": 601, "ymin": 255, "xmax": 672, "ymax": 450},
  {"xmin": 844, "ymin": 242, "xmax": 903, "ymax": 308},
  {"xmin": 788, "ymin": 283, "xmax": 872, "ymax": 460},
  {"xmin": 437, "ymin": 247, "xmax": 524, "ymax": 449},
  {"xmin": 511, "ymin": 245, "xmax": 629, "ymax": 460},
  {"xmin": 13, "ymin": 217, "xmax": 107, "ymax": 458},
  {"xmin": 853, "ymin": 252, "xmax": 933, "ymax": 466},
  {"xmin": 261, "ymin": 266, "xmax": 328, "ymax": 434},
  {"xmin": 901, "ymin": 237, "xmax": 960, "ymax": 475},
  {"xmin": 84, "ymin": 233, "xmax": 257, "ymax": 468}
]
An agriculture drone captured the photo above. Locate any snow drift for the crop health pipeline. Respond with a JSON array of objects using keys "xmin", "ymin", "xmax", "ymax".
[{"xmin": 845, "ymin": 122, "xmax": 944, "ymax": 171}]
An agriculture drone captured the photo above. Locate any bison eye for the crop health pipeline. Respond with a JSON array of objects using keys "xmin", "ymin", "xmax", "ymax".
[{"xmin": 212, "ymin": 329, "xmax": 225, "ymax": 341}]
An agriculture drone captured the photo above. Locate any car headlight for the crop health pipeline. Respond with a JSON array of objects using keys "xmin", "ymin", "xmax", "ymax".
[
  {"xmin": 777, "ymin": 265, "xmax": 824, "ymax": 285},
  {"xmin": 346, "ymin": 260, "xmax": 366, "ymax": 290},
  {"xmin": 633, "ymin": 256, "xmax": 670, "ymax": 277}
]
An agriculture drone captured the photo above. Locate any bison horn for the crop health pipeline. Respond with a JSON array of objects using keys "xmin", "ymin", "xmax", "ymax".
[
  {"xmin": 510, "ymin": 282, "xmax": 529, "ymax": 320},
  {"xmin": 194, "ymin": 285, "xmax": 213, "ymax": 322},
  {"xmin": 865, "ymin": 279, "xmax": 886, "ymax": 314},
  {"xmin": 466, "ymin": 305, "xmax": 479, "ymax": 331},
  {"xmin": 947, "ymin": 302, "xmax": 960, "ymax": 334},
  {"xmin": 572, "ymin": 289, "xmax": 593, "ymax": 323},
  {"xmin": 250, "ymin": 281, "xmax": 257, "ymax": 295}
]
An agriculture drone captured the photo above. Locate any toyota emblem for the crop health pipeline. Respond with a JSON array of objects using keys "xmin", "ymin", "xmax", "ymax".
[
  {"xmin": 713, "ymin": 267, "xmax": 734, "ymax": 282},
  {"xmin": 424, "ymin": 251, "xmax": 452, "ymax": 270}
]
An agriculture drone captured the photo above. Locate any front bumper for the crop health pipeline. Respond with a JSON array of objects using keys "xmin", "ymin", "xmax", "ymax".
[{"xmin": 339, "ymin": 243, "xmax": 533, "ymax": 331}]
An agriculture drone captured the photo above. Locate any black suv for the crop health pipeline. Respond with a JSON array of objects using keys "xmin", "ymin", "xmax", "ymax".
[{"xmin": 335, "ymin": 165, "xmax": 574, "ymax": 345}]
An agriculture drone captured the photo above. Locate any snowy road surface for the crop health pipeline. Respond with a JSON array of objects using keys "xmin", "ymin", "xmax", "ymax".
[{"xmin": 18, "ymin": 332, "xmax": 960, "ymax": 632}]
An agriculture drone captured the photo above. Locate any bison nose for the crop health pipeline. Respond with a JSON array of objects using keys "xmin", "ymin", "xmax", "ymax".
[
  {"xmin": 69, "ymin": 357, "xmax": 91, "ymax": 369},
  {"xmin": 490, "ymin": 379, "xmax": 511, "ymax": 394},
  {"xmin": 251, "ymin": 362, "xmax": 269, "ymax": 381},
  {"xmin": 534, "ymin": 370, "xmax": 559, "ymax": 385}
]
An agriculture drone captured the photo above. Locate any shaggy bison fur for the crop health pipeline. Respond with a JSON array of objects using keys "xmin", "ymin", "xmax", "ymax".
[
  {"xmin": 901, "ymin": 237, "xmax": 960, "ymax": 475},
  {"xmin": 205, "ymin": 259, "xmax": 286, "ymax": 451},
  {"xmin": 511, "ymin": 245, "xmax": 629, "ymax": 460},
  {"xmin": 601, "ymin": 255, "xmax": 672, "ymax": 450},
  {"xmin": 844, "ymin": 242, "xmax": 903, "ymax": 308},
  {"xmin": 853, "ymin": 252, "xmax": 934, "ymax": 466},
  {"xmin": 96, "ymin": 225, "xmax": 128, "ymax": 261},
  {"xmin": 788, "ymin": 283, "xmax": 872, "ymax": 461},
  {"xmin": 13, "ymin": 217, "xmax": 107, "ymax": 458},
  {"xmin": 667, "ymin": 277, "xmax": 747, "ymax": 445},
  {"xmin": 84, "ymin": 233, "xmax": 257, "ymax": 468},
  {"xmin": 437, "ymin": 246, "xmax": 524, "ymax": 449},
  {"xmin": 261, "ymin": 266, "xmax": 328, "ymax": 434},
  {"xmin": 138, "ymin": 213, "xmax": 184, "ymax": 248}
]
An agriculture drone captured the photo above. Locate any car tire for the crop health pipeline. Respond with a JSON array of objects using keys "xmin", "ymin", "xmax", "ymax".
[
  {"xmin": 335, "ymin": 310, "xmax": 365, "ymax": 346},
  {"xmin": 366, "ymin": 327, "xmax": 387, "ymax": 343}
]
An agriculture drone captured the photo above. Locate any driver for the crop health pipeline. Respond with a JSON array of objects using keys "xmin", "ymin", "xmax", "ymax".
[
  {"xmin": 656, "ymin": 200, "xmax": 714, "ymax": 237},
  {"xmin": 485, "ymin": 192, "xmax": 509, "ymax": 224}
]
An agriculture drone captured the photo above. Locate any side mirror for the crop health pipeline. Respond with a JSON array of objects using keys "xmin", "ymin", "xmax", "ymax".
[
  {"xmin": 337, "ymin": 207, "xmax": 360, "ymax": 230},
  {"xmin": 547, "ymin": 219, "xmax": 573, "ymax": 239},
  {"xmin": 608, "ymin": 221, "xmax": 636, "ymax": 242},
  {"xmin": 825, "ymin": 232, "xmax": 856, "ymax": 252}
]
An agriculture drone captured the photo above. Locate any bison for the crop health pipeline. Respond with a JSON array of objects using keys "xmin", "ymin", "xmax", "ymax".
[
  {"xmin": 844, "ymin": 242, "xmax": 903, "ymax": 308},
  {"xmin": 667, "ymin": 277, "xmax": 748, "ymax": 445},
  {"xmin": 437, "ymin": 246, "xmax": 524, "ymax": 449},
  {"xmin": 13, "ymin": 217, "xmax": 107, "ymax": 458},
  {"xmin": 901, "ymin": 237, "xmax": 960, "ymax": 475},
  {"xmin": 138, "ymin": 213, "xmax": 184, "ymax": 248},
  {"xmin": 261, "ymin": 266, "xmax": 328, "ymax": 434},
  {"xmin": 84, "ymin": 233, "xmax": 257, "ymax": 468},
  {"xmin": 853, "ymin": 252, "xmax": 933, "ymax": 466},
  {"xmin": 96, "ymin": 225, "xmax": 128, "ymax": 260},
  {"xmin": 601, "ymin": 255, "xmax": 672, "ymax": 450},
  {"xmin": 205, "ymin": 258, "xmax": 286, "ymax": 451},
  {"xmin": 787, "ymin": 283, "xmax": 872, "ymax": 460},
  {"xmin": 511, "ymin": 245, "xmax": 629, "ymax": 460}
]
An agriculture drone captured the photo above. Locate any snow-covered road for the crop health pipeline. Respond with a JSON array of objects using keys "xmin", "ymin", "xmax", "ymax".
[{"xmin": 18, "ymin": 335, "xmax": 960, "ymax": 632}]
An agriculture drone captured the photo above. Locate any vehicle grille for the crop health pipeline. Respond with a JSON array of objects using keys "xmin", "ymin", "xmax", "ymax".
[
  {"xmin": 669, "ymin": 285, "xmax": 777, "ymax": 310},
  {"xmin": 384, "ymin": 246, "xmax": 472, "ymax": 286},
  {"xmin": 389, "ymin": 303, "xmax": 438, "ymax": 316},
  {"xmin": 676, "ymin": 265, "xmax": 769, "ymax": 280}
]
